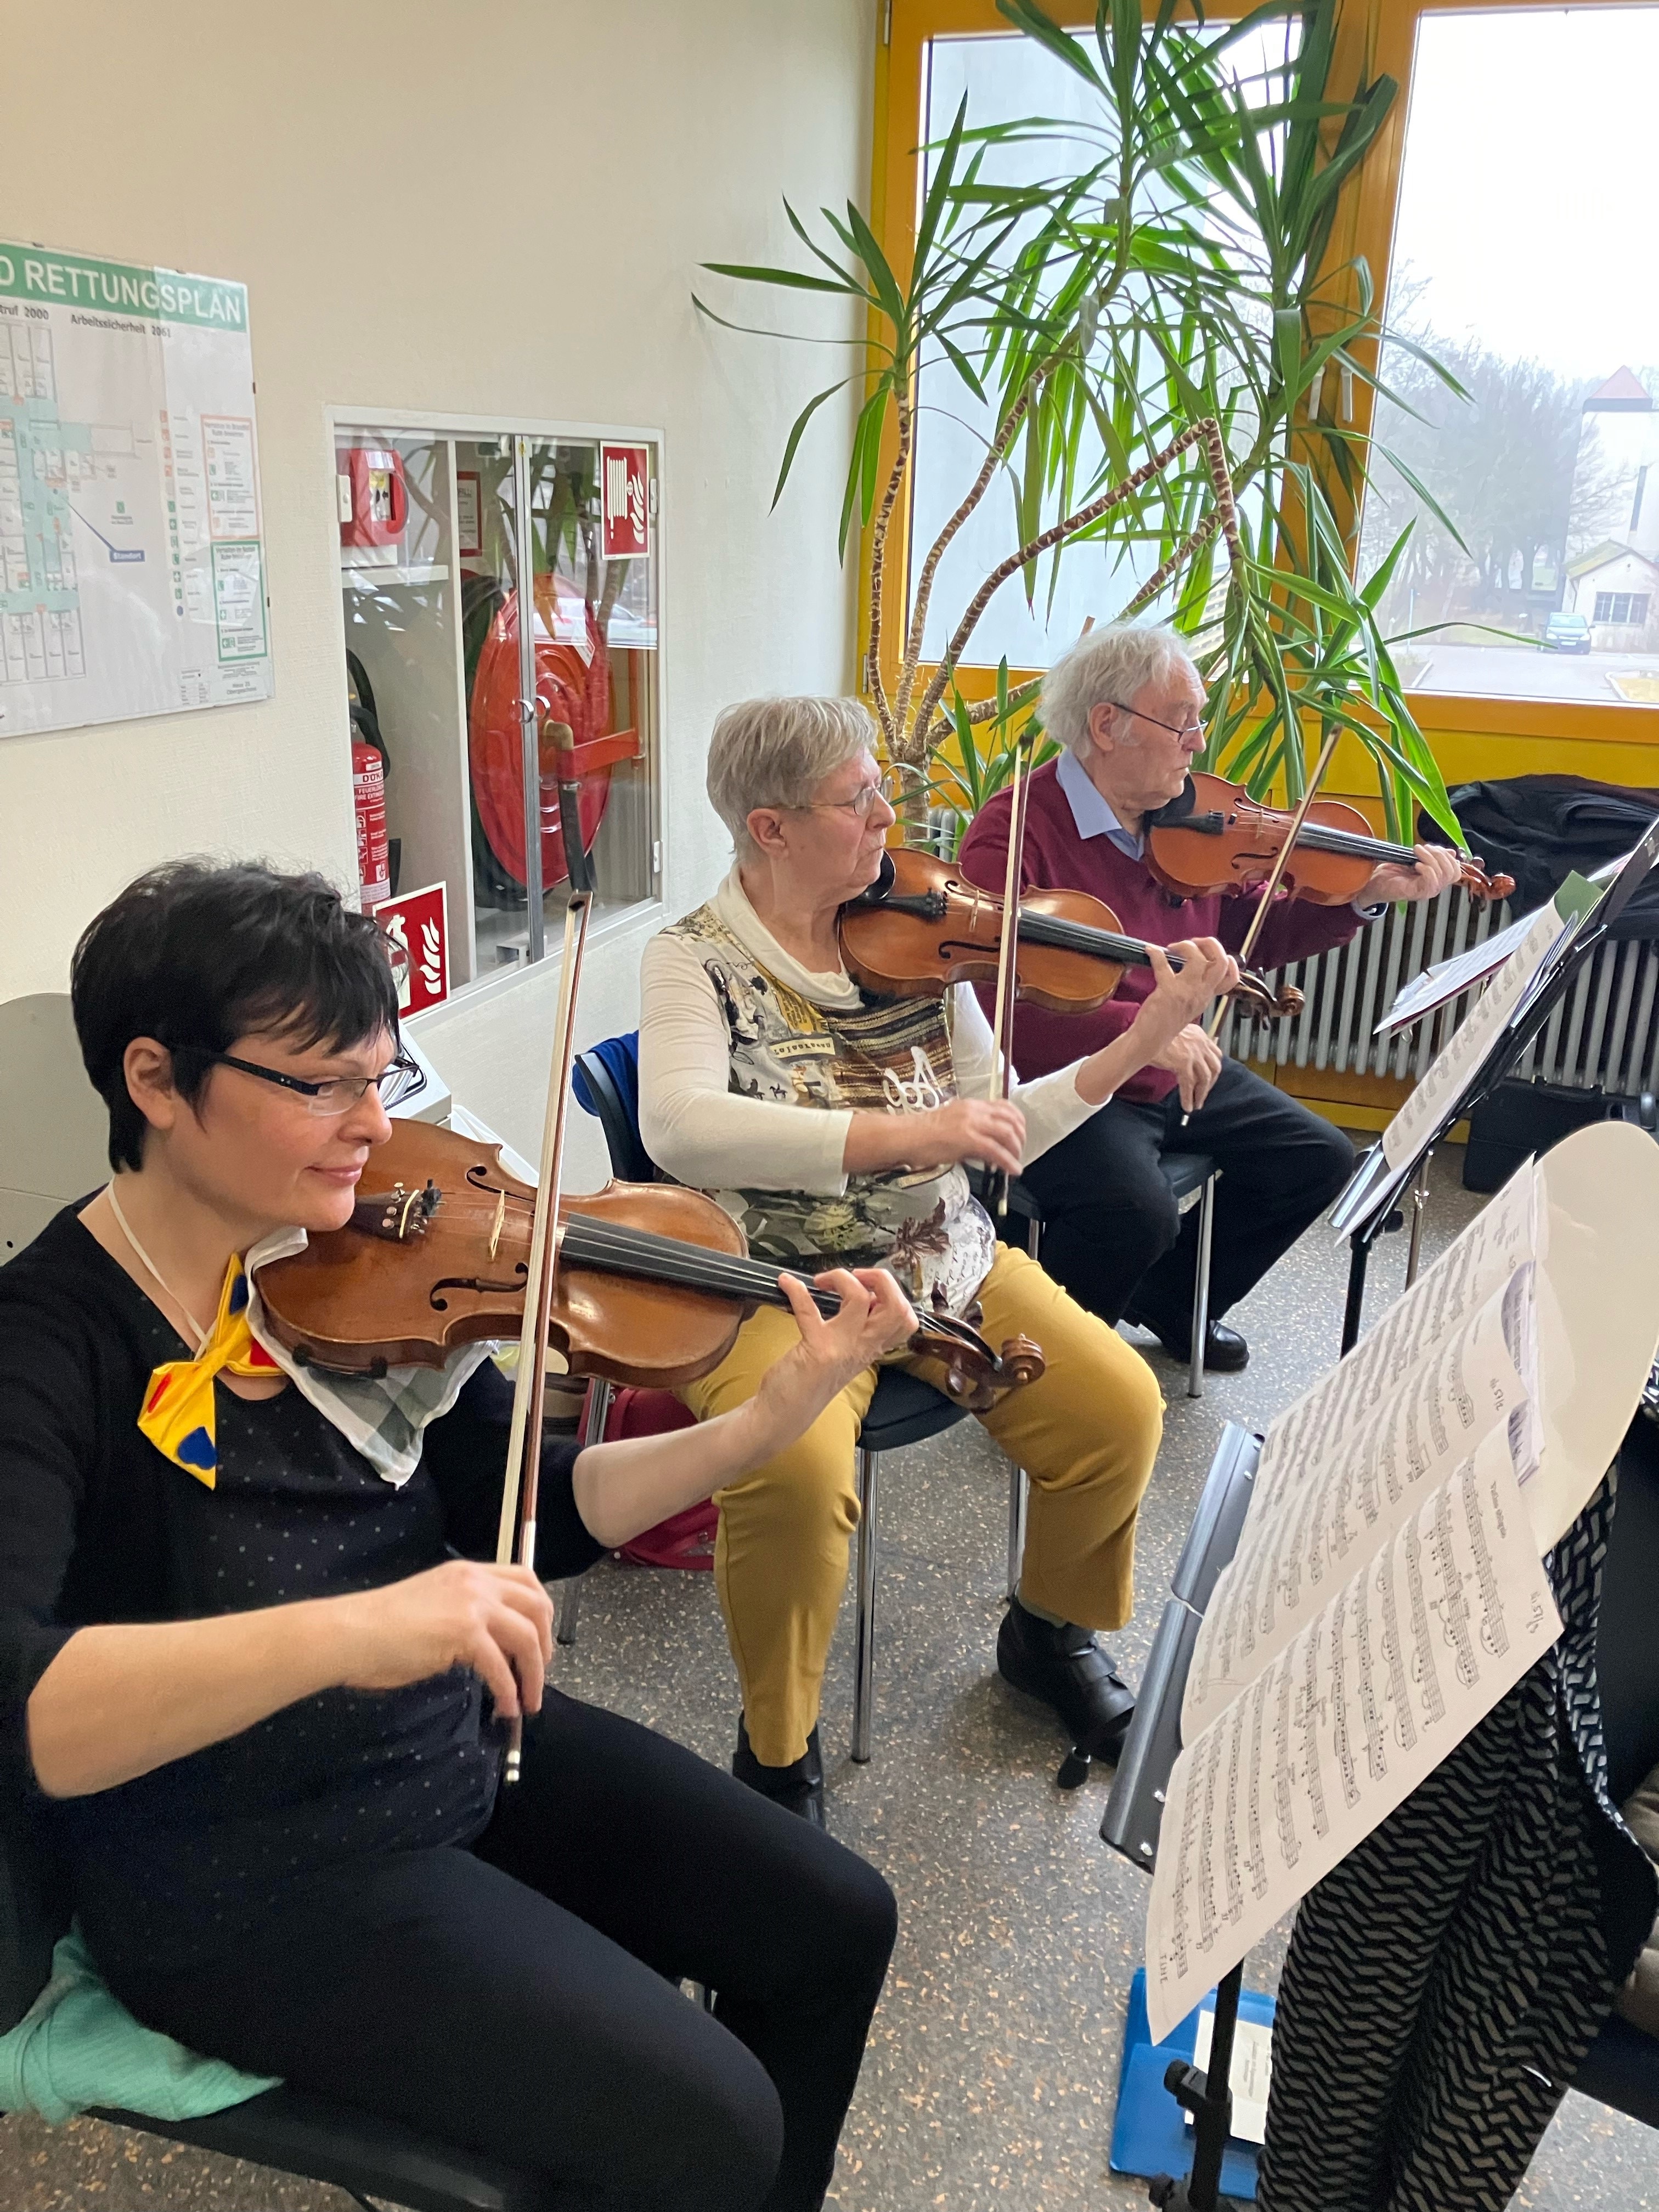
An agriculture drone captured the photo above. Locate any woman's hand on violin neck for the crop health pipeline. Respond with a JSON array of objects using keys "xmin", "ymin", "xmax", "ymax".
[
  {"xmin": 1072, "ymin": 938, "xmax": 1234, "ymax": 1109},
  {"xmin": 1357, "ymin": 844, "xmax": 1463, "ymax": 909},
  {"xmin": 844, "ymin": 1099, "xmax": 1027, "ymax": 1179},
  {"xmin": 332, "ymin": 1561, "xmax": 555, "ymax": 1720},
  {"xmin": 738, "ymin": 1268, "xmax": 917, "ymax": 1465}
]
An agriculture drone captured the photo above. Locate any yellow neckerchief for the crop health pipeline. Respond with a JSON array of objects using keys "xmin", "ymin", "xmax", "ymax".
[{"xmin": 137, "ymin": 1256, "xmax": 280, "ymax": 1488}]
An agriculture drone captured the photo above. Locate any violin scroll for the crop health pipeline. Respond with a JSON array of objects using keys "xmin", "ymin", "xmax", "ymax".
[
  {"xmin": 1230, "ymin": 970, "xmax": 1305, "ymax": 1020},
  {"xmin": 911, "ymin": 1318, "xmax": 1046, "ymax": 1412},
  {"xmin": 1457, "ymin": 860, "xmax": 1515, "ymax": 904}
]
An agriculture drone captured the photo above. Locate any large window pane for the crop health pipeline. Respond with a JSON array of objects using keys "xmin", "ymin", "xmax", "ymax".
[
  {"xmin": 1360, "ymin": 5, "xmax": 1659, "ymax": 706},
  {"xmin": 910, "ymin": 23, "xmax": 1290, "ymax": 673}
]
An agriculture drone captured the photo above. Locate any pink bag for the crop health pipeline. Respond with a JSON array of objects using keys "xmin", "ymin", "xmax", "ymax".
[{"xmin": 591, "ymin": 1384, "xmax": 718, "ymax": 1571}]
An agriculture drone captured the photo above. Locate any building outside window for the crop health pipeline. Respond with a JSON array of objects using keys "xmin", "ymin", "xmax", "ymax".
[{"xmin": 1358, "ymin": 4, "xmax": 1659, "ymax": 707}]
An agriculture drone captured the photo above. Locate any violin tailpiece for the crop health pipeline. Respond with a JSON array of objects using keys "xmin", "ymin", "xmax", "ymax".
[{"xmin": 349, "ymin": 1179, "xmax": 443, "ymax": 1244}]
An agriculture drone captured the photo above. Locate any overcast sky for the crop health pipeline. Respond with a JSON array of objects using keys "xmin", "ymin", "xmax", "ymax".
[{"xmin": 1389, "ymin": 7, "xmax": 1659, "ymax": 384}]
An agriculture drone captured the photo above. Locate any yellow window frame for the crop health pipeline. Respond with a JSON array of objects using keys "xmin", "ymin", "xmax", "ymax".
[{"xmin": 867, "ymin": 0, "xmax": 1659, "ymax": 797}]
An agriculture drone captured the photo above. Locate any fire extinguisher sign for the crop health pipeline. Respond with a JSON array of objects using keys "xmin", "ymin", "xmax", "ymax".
[
  {"xmin": 371, "ymin": 882, "xmax": 449, "ymax": 1017},
  {"xmin": 600, "ymin": 443, "xmax": 651, "ymax": 560}
]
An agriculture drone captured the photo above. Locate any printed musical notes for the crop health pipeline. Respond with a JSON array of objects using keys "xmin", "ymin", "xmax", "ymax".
[
  {"xmin": 1146, "ymin": 1443, "xmax": 1560, "ymax": 2044},
  {"xmin": 1139, "ymin": 1122, "xmax": 1659, "ymax": 2048}
]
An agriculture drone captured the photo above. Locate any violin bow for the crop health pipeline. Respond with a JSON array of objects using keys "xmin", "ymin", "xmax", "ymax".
[
  {"xmin": 496, "ymin": 890, "xmax": 594, "ymax": 1781},
  {"xmin": 1180, "ymin": 723, "xmax": 1340, "ymax": 1125},
  {"xmin": 985, "ymin": 732, "xmax": 1034, "ymax": 1217}
]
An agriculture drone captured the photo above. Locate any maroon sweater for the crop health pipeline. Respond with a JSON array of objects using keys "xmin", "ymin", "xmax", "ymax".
[{"xmin": 957, "ymin": 759, "xmax": 1365, "ymax": 1105}]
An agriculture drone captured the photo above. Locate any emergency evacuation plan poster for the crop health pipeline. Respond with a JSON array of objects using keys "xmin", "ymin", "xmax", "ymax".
[{"xmin": 0, "ymin": 239, "xmax": 273, "ymax": 738}]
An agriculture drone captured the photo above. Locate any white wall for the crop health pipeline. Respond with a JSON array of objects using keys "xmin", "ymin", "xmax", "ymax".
[{"xmin": 0, "ymin": 0, "xmax": 872, "ymax": 1184}]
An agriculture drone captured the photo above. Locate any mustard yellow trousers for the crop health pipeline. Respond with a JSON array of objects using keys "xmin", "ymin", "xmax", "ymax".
[{"xmin": 678, "ymin": 1243, "xmax": 1165, "ymax": 1767}]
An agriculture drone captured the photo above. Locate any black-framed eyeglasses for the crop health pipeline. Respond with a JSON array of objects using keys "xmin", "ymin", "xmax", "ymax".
[
  {"xmin": 176, "ymin": 1046, "xmax": 422, "ymax": 1118},
  {"xmin": 1106, "ymin": 700, "xmax": 1206, "ymax": 741}
]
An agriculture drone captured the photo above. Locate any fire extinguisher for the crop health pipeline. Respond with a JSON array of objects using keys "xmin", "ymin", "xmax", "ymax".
[{"xmin": 348, "ymin": 651, "xmax": 391, "ymax": 909}]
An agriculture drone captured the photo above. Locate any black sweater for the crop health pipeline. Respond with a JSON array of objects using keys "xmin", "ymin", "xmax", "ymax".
[{"xmin": 0, "ymin": 1206, "xmax": 602, "ymax": 1983}]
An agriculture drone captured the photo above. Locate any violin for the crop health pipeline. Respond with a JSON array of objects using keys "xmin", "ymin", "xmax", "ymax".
[
  {"xmin": 1145, "ymin": 772, "xmax": 1515, "ymax": 908},
  {"xmin": 255, "ymin": 1119, "xmax": 1045, "ymax": 1416},
  {"xmin": 839, "ymin": 848, "xmax": 1305, "ymax": 1020}
]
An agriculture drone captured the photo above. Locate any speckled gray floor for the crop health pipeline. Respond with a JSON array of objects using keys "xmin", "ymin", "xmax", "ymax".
[{"xmin": 3, "ymin": 1148, "xmax": 1654, "ymax": 2209}]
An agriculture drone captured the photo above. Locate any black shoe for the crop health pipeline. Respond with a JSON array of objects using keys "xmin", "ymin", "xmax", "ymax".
[
  {"xmin": 997, "ymin": 1598, "xmax": 1136, "ymax": 1763},
  {"xmin": 1132, "ymin": 1314, "xmax": 1249, "ymax": 1373},
  {"xmin": 732, "ymin": 1715, "xmax": 825, "ymax": 1827}
]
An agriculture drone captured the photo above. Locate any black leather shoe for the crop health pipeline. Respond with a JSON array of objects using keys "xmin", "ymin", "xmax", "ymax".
[
  {"xmin": 732, "ymin": 1715, "xmax": 825, "ymax": 1827},
  {"xmin": 1132, "ymin": 1315, "xmax": 1250, "ymax": 1373},
  {"xmin": 997, "ymin": 1598, "xmax": 1136, "ymax": 1762}
]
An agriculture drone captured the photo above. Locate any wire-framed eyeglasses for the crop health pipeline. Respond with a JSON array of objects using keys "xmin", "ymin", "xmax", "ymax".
[
  {"xmin": 797, "ymin": 768, "xmax": 904, "ymax": 821},
  {"xmin": 177, "ymin": 1046, "xmax": 424, "ymax": 1118},
  {"xmin": 1107, "ymin": 700, "xmax": 1206, "ymax": 742}
]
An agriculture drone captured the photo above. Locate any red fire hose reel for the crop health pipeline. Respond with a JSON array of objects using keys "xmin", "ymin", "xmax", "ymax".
[{"xmin": 469, "ymin": 577, "xmax": 640, "ymax": 890}]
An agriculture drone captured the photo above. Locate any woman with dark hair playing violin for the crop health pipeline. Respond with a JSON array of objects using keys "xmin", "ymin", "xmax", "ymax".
[{"xmin": 0, "ymin": 860, "xmax": 922, "ymax": 2212}]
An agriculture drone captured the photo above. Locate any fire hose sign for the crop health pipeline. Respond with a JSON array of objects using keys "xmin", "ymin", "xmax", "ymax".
[{"xmin": 371, "ymin": 882, "xmax": 449, "ymax": 1017}]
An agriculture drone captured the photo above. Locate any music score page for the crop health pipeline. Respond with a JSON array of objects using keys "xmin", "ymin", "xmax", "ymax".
[{"xmin": 1145, "ymin": 1443, "xmax": 1560, "ymax": 2044}]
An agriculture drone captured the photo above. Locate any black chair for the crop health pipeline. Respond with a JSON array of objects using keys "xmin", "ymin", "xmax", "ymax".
[
  {"xmin": 0, "ymin": 1863, "xmax": 541, "ymax": 2212},
  {"xmin": 88, "ymin": 2089, "xmax": 543, "ymax": 2212},
  {"xmin": 1567, "ymin": 1409, "xmax": 1659, "ymax": 2126}
]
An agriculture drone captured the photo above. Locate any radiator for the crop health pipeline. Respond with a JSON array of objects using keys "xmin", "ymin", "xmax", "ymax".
[{"xmin": 1218, "ymin": 889, "xmax": 1659, "ymax": 1098}]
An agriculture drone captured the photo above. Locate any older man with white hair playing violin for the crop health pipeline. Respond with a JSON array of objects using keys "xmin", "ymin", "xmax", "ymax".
[{"xmin": 959, "ymin": 623, "xmax": 1462, "ymax": 1374}]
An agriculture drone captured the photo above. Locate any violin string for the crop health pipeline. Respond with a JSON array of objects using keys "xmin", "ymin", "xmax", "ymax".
[
  {"xmin": 1014, "ymin": 910, "xmax": 1158, "ymax": 968},
  {"xmin": 384, "ymin": 1174, "xmax": 990, "ymax": 1351},
  {"xmin": 404, "ymin": 1179, "xmax": 832, "ymax": 1311},
  {"xmin": 556, "ymin": 1217, "xmax": 842, "ymax": 1313},
  {"xmin": 1179, "ymin": 805, "xmax": 1417, "ymax": 868}
]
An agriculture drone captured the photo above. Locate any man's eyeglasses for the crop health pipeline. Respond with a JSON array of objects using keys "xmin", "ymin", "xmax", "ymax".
[
  {"xmin": 176, "ymin": 1047, "xmax": 423, "ymax": 1118},
  {"xmin": 1107, "ymin": 701, "xmax": 1206, "ymax": 742},
  {"xmin": 797, "ymin": 768, "xmax": 904, "ymax": 821}
]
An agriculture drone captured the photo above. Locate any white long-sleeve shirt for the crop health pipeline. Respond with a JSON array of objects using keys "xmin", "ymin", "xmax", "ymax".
[{"xmin": 639, "ymin": 868, "xmax": 1103, "ymax": 1196}]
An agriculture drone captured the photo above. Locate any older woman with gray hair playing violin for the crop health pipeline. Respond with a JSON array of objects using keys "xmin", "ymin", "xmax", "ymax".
[{"xmin": 639, "ymin": 695, "xmax": 1238, "ymax": 1823}]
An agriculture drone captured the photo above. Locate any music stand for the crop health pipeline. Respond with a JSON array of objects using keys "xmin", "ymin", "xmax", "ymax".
[
  {"xmin": 1329, "ymin": 815, "xmax": 1659, "ymax": 1355},
  {"xmin": 1102, "ymin": 1422, "xmax": 1262, "ymax": 2211}
]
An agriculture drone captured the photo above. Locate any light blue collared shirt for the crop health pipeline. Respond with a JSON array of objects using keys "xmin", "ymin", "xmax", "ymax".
[{"xmin": 1055, "ymin": 746, "xmax": 1144, "ymax": 860}]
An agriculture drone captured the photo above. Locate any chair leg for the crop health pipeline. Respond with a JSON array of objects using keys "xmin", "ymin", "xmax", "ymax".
[
  {"xmin": 556, "ymin": 1380, "xmax": 613, "ymax": 1647},
  {"xmin": 852, "ymin": 1447, "xmax": 879, "ymax": 1764},
  {"xmin": 1006, "ymin": 1464, "xmax": 1029, "ymax": 1599},
  {"xmin": 1188, "ymin": 1173, "xmax": 1217, "ymax": 1400}
]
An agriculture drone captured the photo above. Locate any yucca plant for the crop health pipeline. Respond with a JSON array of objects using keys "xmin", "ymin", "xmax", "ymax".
[{"xmin": 696, "ymin": 0, "xmax": 1465, "ymax": 848}]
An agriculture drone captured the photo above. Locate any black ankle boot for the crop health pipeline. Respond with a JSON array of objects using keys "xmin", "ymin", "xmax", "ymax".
[
  {"xmin": 997, "ymin": 1597, "xmax": 1136, "ymax": 1763},
  {"xmin": 732, "ymin": 1716, "xmax": 825, "ymax": 1827}
]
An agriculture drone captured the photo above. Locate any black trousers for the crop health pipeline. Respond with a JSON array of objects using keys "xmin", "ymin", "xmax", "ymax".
[
  {"xmin": 114, "ymin": 1691, "xmax": 896, "ymax": 2212},
  {"xmin": 1017, "ymin": 1058, "xmax": 1355, "ymax": 1335}
]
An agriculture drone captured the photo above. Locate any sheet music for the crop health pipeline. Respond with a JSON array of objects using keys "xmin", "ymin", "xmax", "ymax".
[
  {"xmin": 1187, "ymin": 1267, "xmax": 1537, "ymax": 1736},
  {"xmin": 1278, "ymin": 1163, "xmax": 1538, "ymax": 1503},
  {"xmin": 1380, "ymin": 906, "xmax": 1566, "ymax": 1170},
  {"xmin": 1373, "ymin": 906, "xmax": 1545, "ymax": 1036},
  {"xmin": 1144, "ymin": 1444, "xmax": 1562, "ymax": 2045}
]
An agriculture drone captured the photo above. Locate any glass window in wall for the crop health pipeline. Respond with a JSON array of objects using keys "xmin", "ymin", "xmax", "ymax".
[
  {"xmin": 337, "ymin": 424, "xmax": 659, "ymax": 992},
  {"xmin": 907, "ymin": 21, "xmax": 1293, "ymax": 674},
  {"xmin": 1359, "ymin": 6, "xmax": 1659, "ymax": 706}
]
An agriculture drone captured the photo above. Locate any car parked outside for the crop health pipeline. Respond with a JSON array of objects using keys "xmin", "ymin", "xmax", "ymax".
[{"xmin": 1545, "ymin": 612, "xmax": 1593, "ymax": 653}]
